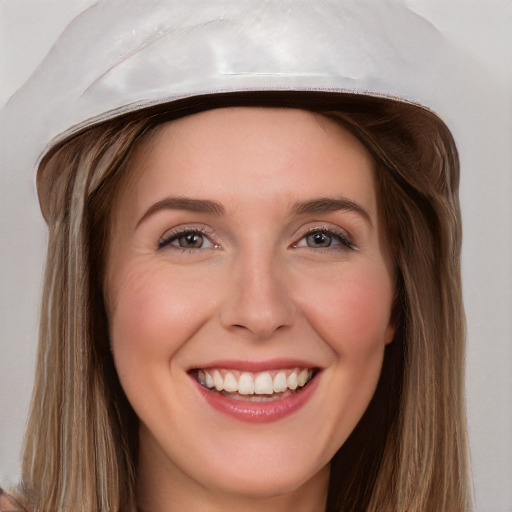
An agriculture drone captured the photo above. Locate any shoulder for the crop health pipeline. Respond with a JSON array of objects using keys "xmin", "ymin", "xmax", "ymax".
[{"xmin": 0, "ymin": 489, "xmax": 27, "ymax": 512}]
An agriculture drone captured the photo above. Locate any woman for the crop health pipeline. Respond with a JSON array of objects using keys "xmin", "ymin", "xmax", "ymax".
[{"xmin": 1, "ymin": 2, "xmax": 472, "ymax": 511}]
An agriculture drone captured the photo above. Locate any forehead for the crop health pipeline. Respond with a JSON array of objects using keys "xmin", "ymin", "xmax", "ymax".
[{"xmin": 118, "ymin": 107, "xmax": 378, "ymax": 220}]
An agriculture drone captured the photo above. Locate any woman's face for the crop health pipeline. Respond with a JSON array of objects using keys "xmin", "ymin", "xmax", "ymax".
[{"xmin": 105, "ymin": 107, "xmax": 395, "ymax": 505}]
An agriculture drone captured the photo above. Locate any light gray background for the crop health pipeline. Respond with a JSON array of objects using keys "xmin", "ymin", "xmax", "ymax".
[{"xmin": 1, "ymin": 1, "xmax": 511, "ymax": 511}]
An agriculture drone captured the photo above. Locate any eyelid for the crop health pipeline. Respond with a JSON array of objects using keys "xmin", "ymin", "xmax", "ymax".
[
  {"xmin": 158, "ymin": 224, "xmax": 219, "ymax": 250},
  {"xmin": 293, "ymin": 224, "xmax": 356, "ymax": 250}
]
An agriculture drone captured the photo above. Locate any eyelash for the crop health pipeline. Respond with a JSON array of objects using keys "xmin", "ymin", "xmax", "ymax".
[
  {"xmin": 294, "ymin": 227, "xmax": 355, "ymax": 251},
  {"xmin": 158, "ymin": 226, "xmax": 218, "ymax": 251},
  {"xmin": 158, "ymin": 226, "xmax": 355, "ymax": 252}
]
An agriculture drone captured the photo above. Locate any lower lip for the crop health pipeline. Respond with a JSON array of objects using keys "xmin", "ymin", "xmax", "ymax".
[{"xmin": 192, "ymin": 373, "xmax": 320, "ymax": 423}]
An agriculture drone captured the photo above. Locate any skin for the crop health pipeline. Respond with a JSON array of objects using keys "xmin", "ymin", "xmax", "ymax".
[{"xmin": 104, "ymin": 107, "xmax": 395, "ymax": 512}]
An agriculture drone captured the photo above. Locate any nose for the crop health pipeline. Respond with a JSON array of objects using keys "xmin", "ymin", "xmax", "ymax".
[{"xmin": 219, "ymin": 252, "xmax": 295, "ymax": 340}]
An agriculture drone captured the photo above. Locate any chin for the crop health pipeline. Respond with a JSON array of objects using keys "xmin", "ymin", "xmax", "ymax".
[{"xmin": 200, "ymin": 462, "xmax": 329, "ymax": 501}]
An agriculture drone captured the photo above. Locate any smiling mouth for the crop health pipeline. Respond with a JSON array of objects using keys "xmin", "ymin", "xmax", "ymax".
[{"xmin": 190, "ymin": 368, "xmax": 316, "ymax": 402}]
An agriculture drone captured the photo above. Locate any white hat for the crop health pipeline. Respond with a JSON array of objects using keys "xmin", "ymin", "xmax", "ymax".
[{"xmin": 2, "ymin": 0, "xmax": 474, "ymax": 162}]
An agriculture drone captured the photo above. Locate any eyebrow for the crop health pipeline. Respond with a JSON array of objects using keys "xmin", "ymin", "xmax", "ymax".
[
  {"xmin": 137, "ymin": 195, "xmax": 371, "ymax": 227},
  {"xmin": 137, "ymin": 197, "xmax": 225, "ymax": 227},
  {"xmin": 292, "ymin": 197, "xmax": 372, "ymax": 226}
]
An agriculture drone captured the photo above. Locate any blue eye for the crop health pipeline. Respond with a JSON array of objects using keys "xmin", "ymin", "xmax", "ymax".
[
  {"xmin": 296, "ymin": 229, "xmax": 354, "ymax": 250},
  {"xmin": 305, "ymin": 232, "xmax": 334, "ymax": 248},
  {"xmin": 158, "ymin": 230, "xmax": 215, "ymax": 250}
]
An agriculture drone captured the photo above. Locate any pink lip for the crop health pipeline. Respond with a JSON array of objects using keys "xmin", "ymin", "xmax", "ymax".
[
  {"xmin": 190, "ymin": 370, "xmax": 320, "ymax": 424},
  {"xmin": 190, "ymin": 358, "xmax": 318, "ymax": 372}
]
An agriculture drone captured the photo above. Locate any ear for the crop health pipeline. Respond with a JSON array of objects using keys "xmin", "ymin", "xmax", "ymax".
[
  {"xmin": 384, "ymin": 283, "xmax": 401, "ymax": 345},
  {"xmin": 383, "ymin": 321, "xmax": 396, "ymax": 345}
]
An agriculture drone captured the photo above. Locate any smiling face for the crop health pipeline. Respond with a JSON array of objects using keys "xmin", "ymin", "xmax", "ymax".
[{"xmin": 104, "ymin": 107, "xmax": 396, "ymax": 510}]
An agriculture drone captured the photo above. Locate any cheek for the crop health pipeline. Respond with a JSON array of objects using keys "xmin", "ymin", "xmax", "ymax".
[
  {"xmin": 107, "ymin": 263, "xmax": 212, "ymax": 383},
  {"xmin": 288, "ymin": 261, "xmax": 395, "ymax": 451},
  {"xmin": 299, "ymin": 261, "xmax": 394, "ymax": 357}
]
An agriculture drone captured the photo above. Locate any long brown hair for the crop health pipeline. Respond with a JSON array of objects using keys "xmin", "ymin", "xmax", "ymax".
[{"xmin": 20, "ymin": 92, "xmax": 472, "ymax": 511}]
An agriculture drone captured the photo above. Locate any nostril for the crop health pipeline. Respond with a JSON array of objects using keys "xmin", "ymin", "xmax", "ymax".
[{"xmin": 229, "ymin": 321, "xmax": 289, "ymax": 340}]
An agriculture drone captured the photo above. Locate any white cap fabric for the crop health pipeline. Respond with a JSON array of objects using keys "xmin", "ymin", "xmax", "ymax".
[{"xmin": 1, "ymin": 0, "xmax": 473, "ymax": 160}]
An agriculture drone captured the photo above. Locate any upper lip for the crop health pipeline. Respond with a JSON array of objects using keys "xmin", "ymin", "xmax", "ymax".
[{"xmin": 188, "ymin": 358, "xmax": 320, "ymax": 373}]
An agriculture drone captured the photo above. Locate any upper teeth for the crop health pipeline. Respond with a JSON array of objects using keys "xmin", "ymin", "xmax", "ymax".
[{"xmin": 196, "ymin": 368, "xmax": 313, "ymax": 395}]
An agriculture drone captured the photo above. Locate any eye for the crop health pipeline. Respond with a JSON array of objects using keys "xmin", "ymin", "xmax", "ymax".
[
  {"xmin": 305, "ymin": 232, "xmax": 334, "ymax": 248},
  {"xmin": 158, "ymin": 229, "xmax": 217, "ymax": 250},
  {"xmin": 294, "ymin": 228, "xmax": 354, "ymax": 250}
]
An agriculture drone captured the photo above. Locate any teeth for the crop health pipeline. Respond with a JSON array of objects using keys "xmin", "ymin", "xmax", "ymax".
[
  {"xmin": 254, "ymin": 373, "xmax": 274, "ymax": 395},
  {"xmin": 287, "ymin": 372, "xmax": 298, "ymax": 390},
  {"xmin": 197, "ymin": 368, "xmax": 314, "ymax": 395},
  {"xmin": 223, "ymin": 372, "xmax": 238, "ymax": 393},
  {"xmin": 298, "ymin": 369, "xmax": 309, "ymax": 387},
  {"xmin": 238, "ymin": 373, "xmax": 255, "ymax": 395},
  {"xmin": 213, "ymin": 370, "xmax": 223, "ymax": 391},
  {"xmin": 273, "ymin": 372, "xmax": 287, "ymax": 393}
]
